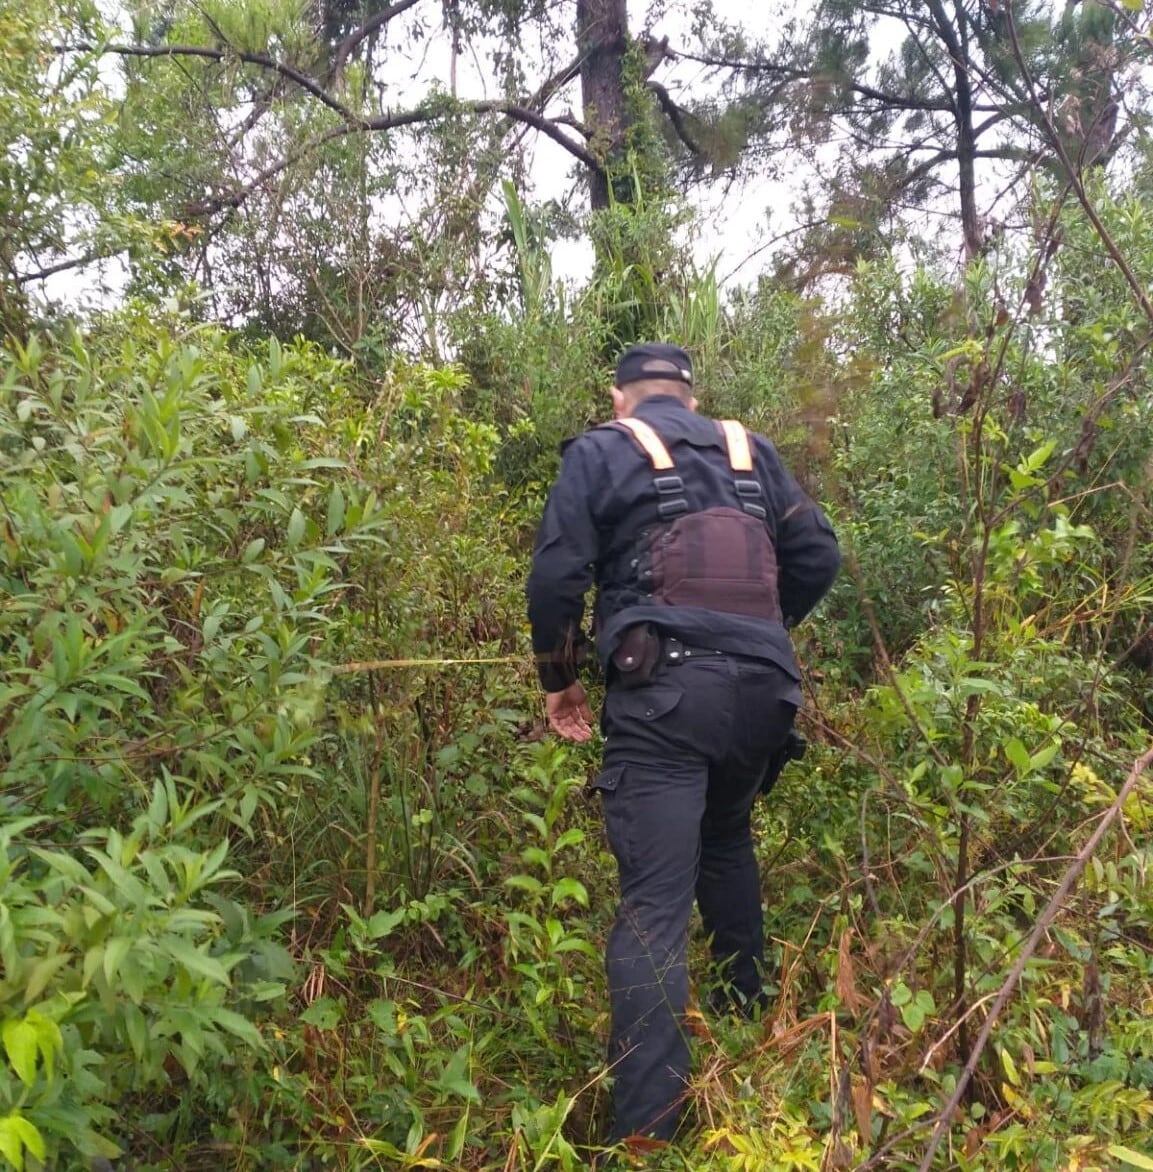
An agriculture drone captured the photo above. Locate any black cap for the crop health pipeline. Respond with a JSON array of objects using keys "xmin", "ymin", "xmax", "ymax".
[{"xmin": 614, "ymin": 342, "xmax": 693, "ymax": 389}]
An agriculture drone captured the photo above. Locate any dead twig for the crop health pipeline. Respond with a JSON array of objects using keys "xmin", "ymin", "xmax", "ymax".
[{"xmin": 915, "ymin": 743, "xmax": 1153, "ymax": 1172}]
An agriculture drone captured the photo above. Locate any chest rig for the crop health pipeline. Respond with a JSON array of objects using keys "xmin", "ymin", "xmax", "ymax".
[{"xmin": 607, "ymin": 417, "xmax": 782, "ymax": 622}]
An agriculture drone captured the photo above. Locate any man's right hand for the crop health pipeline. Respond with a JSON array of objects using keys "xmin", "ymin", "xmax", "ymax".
[{"xmin": 546, "ymin": 683, "xmax": 595, "ymax": 742}]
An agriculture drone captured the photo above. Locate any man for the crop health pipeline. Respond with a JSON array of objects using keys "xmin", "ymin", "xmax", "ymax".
[{"xmin": 526, "ymin": 342, "xmax": 840, "ymax": 1147}]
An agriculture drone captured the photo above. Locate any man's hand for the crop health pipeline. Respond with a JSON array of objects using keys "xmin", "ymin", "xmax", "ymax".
[{"xmin": 546, "ymin": 683, "xmax": 595, "ymax": 742}]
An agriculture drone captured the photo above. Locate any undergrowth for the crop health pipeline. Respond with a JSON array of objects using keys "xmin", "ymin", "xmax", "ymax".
[{"xmin": 3, "ymin": 183, "xmax": 1153, "ymax": 1171}]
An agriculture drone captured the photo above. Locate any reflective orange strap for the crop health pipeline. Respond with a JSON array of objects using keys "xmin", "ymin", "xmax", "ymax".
[
  {"xmin": 718, "ymin": 419, "xmax": 754, "ymax": 472},
  {"xmin": 612, "ymin": 418, "xmax": 675, "ymax": 470}
]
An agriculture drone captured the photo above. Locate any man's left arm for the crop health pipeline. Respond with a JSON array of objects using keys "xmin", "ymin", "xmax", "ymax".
[
  {"xmin": 755, "ymin": 437, "xmax": 841, "ymax": 626},
  {"xmin": 527, "ymin": 441, "xmax": 603, "ymax": 738}
]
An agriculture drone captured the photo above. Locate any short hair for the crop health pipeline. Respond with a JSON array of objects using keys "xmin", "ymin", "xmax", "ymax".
[{"xmin": 619, "ymin": 375, "xmax": 693, "ymax": 403}]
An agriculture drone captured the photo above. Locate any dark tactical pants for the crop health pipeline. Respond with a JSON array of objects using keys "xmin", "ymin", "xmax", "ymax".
[{"xmin": 591, "ymin": 648, "xmax": 798, "ymax": 1142}]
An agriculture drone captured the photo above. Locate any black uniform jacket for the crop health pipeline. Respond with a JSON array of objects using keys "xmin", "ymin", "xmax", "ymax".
[{"xmin": 526, "ymin": 395, "xmax": 841, "ymax": 694}]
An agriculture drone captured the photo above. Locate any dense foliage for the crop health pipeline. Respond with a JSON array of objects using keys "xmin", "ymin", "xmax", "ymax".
[{"xmin": 3, "ymin": 1, "xmax": 1153, "ymax": 1170}]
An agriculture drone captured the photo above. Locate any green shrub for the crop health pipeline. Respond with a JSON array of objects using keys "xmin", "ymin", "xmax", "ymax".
[{"xmin": 0, "ymin": 781, "xmax": 291, "ymax": 1168}]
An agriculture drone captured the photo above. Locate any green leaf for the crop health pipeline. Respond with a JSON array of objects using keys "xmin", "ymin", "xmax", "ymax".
[
  {"xmin": 286, "ymin": 507, "xmax": 306, "ymax": 548},
  {"xmin": 447, "ymin": 1104, "xmax": 469, "ymax": 1161},
  {"xmin": 365, "ymin": 907, "xmax": 407, "ymax": 938},
  {"xmin": 1006, "ymin": 467, "xmax": 1042, "ymax": 491},
  {"xmin": 1004, "ymin": 737, "xmax": 1030, "ymax": 776},
  {"xmin": 1021, "ymin": 439, "xmax": 1056, "ymax": 473},
  {"xmin": 0, "ymin": 1112, "xmax": 46, "ymax": 1167},
  {"xmin": 550, "ymin": 877, "xmax": 588, "ymax": 907},
  {"xmin": 899, "ymin": 989, "xmax": 937, "ymax": 1036},
  {"xmin": 2, "ymin": 1018, "xmax": 38, "ymax": 1085},
  {"xmin": 520, "ymin": 846, "xmax": 550, "ymax": 870},
  {"xmin": 326, "ymin": 484, "xmax": 345, "ymax": 537},
  {"xmin": 23, "ymin": 955, "xmax": 68, "ymax": 1005},
  {"xmin": 13, "ymin": 1115, "xmax": 44, "ymax": 1162},
  {"xmin": 108, "ymin": 503, "xmax": 133, "ymax": 533},
  {"xmin": 164, "ymin": 941, "xmax": 230, "ymax": 985},
  {"xmin": 1108, "ymin": 1146, "xmax": 1153, "ymax": 1170},
  {"xmin": 59, "ymin": 531, "xmax": 84, "ymax": 576},
  {"xmin": 299, "ymin": 997, "xmax": 343, "ymax": 1030},
  {"xmin": 367, "ymin": 1000, "xmax": 396, "ymax": 1035},
  {"xmin": 0, "ymin": 1119, "xmax": 20, "ymax": 1169},
  {"xmin": 207, "ymin": 1006, "xmax": 264, "ymax": 1047},
  {"xmin": 1029, "ymin": 743, "xmax": 1059, "ymax": 772},
  {"xmin": 103, "ymin": 936, "xmax": 133, "ymax": 986},
  {"xmin": 552, "ymin": 937, "xmax": 598, "ymax": 956},
  {"xmin": 554, "ymin": 828, "xmax": 585, "ymax": 851},
  {"xmin": 900, "ymin": 1002, "xmax": 926, "ymax": 1032},
  {"xmin": 437, "ymin": 1045, "xmax": 480, "ymax": 1103},
  {"xmin": 124, "ymin": 1002, "xmax": 150, "ymax": 1060}
]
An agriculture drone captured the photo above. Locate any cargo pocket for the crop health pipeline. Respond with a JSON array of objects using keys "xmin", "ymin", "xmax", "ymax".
[
  {"xmin": 587, "ymin": 765, "xmax": 622, "ymax": 799},
  {"xmin": 587, "ymin": 764, "xmax": 635, "ymax": 870},
  {"xmin": 610, "ymin": 684, "xmax": 682, "ymax": 723}
]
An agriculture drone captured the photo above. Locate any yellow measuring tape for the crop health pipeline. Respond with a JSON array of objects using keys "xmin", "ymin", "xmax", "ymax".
[{"xmin": 328, "ymin": 655, "xmax": 522, "ymax": 675}]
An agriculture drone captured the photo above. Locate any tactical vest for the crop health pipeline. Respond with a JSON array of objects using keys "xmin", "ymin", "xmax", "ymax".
[{"xmin": 605, "ymin": 416, "xmax": 782, "ymax": 622}]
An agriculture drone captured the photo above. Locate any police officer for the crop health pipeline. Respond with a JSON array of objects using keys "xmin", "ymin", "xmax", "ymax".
[{"xmin": 526, "ymin": 342, "xmax": 840, "ymax": 1147}]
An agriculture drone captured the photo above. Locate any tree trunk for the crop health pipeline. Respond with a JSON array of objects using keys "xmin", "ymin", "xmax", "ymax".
[
  {"xmin": 577, "ymin": 0, "xmax": 629, "ymax": 211},
  {"xmin": 927, "ymin": 0, "xmax": 982, "ymax": 260},
  {"xmin": 952, "ymin": 6, "xmax": 981, "ymax": 261}
]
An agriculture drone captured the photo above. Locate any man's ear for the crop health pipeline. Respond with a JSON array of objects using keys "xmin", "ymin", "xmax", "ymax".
[
  {"xmin": 611, "ymin": 386, "xmax": 627, "ymax": 418},
  {"xmin": 688, "ymin": 395, "xmax": 698, "ymax": 413}
]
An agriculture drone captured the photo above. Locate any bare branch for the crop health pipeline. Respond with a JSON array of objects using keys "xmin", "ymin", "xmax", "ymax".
[
  {"xmin": 17, "ymin": 253, "xmax": 104, "ymax": 285},
  {"xmin": 1003, "ymin": 7, "xmax": 1153, "ymax": 328},
  {"xmin": 183, "ymin": 100, "xmax": 603, "ymax": 219},
  {"xmin": 331, "ymin": 0, "xmax": 424, "ymax": 79},
  {"xmin": 901, "ymin": 143, "xmax": 1036, "ymax": 190},
  {"xmin": 916, "ymin": 745, "xmax": 1153, "ymax": 1172},
  {"xmin": 57, "ymin": 41, "xmax": 365, "ymax": 125},
  {"xmin": 527, "ymin": 53, "xmax": 585, "ymax": 110},
  {"xmin": 646, "ymin": 79, "xmax": 704, "ymax": 158},
  {"xmin": 671, "ymin": 48, "xmax": 957, "ymax": 113},
  {"xmin": 55, "ymin": 36, "xmax": 602, "ymax": 223}
]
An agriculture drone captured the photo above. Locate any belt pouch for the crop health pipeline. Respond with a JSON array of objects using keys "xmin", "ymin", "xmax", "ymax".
[{"xmin": 610, "ymin": 623, "xmax": 661, "ymax": 688}]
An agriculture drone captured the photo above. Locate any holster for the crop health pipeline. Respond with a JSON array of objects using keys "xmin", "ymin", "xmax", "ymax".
[
  {"xmin": 760, "ymin": 728, "xmax": 807, "ymax": 796},
  {"xmin": 610, "ymin": 623, "xmax": 662, "ymax": 689}
]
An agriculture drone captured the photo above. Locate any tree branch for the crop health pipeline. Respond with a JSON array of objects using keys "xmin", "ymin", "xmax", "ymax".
[
  {"xmin": 57, "ymin": 41, "xmax": 365, "ymax": 125},
  {"xmin": 56, "ymin": 36, "xmax": 603, "ymax": 222},
  {"xmin": 1003, "ymin": 6, "xmax": 1153, "ymax": 327},
  {"xmin": 478, "ymin": 102, "xmax": 603, "ymax": 171},
  {"xmin": 16, "ymin": 252, "xmax": 105, "ymax": 285},
  {"xmin": 183, "ymin": 100, "xmax": 604, "ymax": 218},
  {"xmin": 527, "ymin": 52, "xmax": 586, "ymax": 111},
  {"xmin": 331, "ymin": 0, "xmax": 424, "ymax": 79},
  {"xmin": 916, "ymin": 744, "xmax": 1153, "ymax": 1172},
  {"xmin": 900, "ymin": 141, "xmax": 1034, "ymax": 191},
  {"xmin": 672, "ymin": 48, "xmax": 957, "ymax": 114},
  {"xmin": 646, "ymin": 79, "xmax": 704, "ymax": 158}
]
